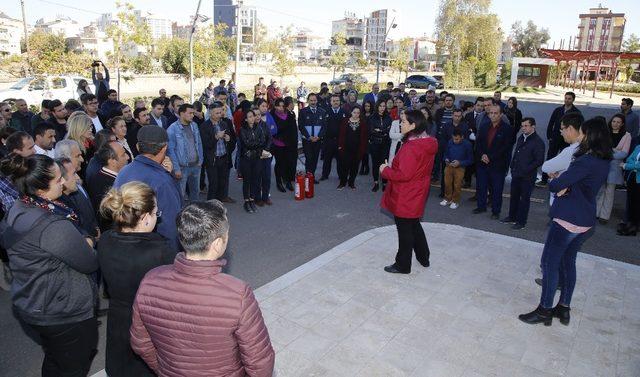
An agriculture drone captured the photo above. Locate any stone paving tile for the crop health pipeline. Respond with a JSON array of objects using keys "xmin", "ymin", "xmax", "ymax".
[{"xmin": 255, "ymin": 223, "xmax": 640, "ymax": 376}]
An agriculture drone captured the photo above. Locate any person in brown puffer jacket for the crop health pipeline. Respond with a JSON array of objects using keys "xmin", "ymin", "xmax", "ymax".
[{"xmin": 130, "ymin": 200, "xmax": 275, "ymax": 377}]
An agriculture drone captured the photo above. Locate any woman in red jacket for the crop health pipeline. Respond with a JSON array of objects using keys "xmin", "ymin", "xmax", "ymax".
[
  {"xmin": 338, "ymin": 105, "xmax": 368, "ymax": 189},
  {"xmin": 380, "ymin": 109, "xmax": 438, "ymax": 274}
]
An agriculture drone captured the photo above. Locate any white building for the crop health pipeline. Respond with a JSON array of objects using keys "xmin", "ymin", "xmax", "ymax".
[
  {"xmin": 141, "ymin": 12, "xmax": 173, "ymax": 40},
  {"xmin": 34, "ymin": 16, "xmax": 81, "ymax": 37},
  {"xmin": 331, "ymin": 13, "xmax": 366, "ymax": 54},
  {"xmin": 365, "ymin": 8, "xmax": 399, "ymax": 60},
  {"xmin": 66, "ymin": 25, "xmax": 114, "ymax": 61},
  {"xmin": 0, "ymin": 12, "xmax": 22, "ymax": 56},
  {"xmin": 292, "ymin": 28, "xmax": 326, "ymax": 62}
]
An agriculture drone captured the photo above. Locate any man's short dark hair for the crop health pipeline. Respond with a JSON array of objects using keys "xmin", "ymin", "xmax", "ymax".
[
  {"xmin": 177, "ymin": 200, "xmax": 230, "ymax": 255},
  {"xmin": 6, "ymin": 131, "xmax": 30, "ymax": 152},
  {"xmin": 219, "ymin": 79, "xmax": 226, "ymax": 85},
  {"xmin": 151, "ymin": 98, "xmax": 165, "ymax": 108},
  {"xmin": 387, "ymin": 81, "xmax": 394, "ymax": 86},
  {"xmin": 41, "ymin": 99, "xmax": 51, "ymax": 109},
  {"xmin": 97, "ymin": 142, "xmax": 119, "ymax": 165},
  {"xmin": 65, "ymin": 99, "xmax": 82, "ymax": 112},
  {"xmin": 452, "ymin": 129, "xmax": 464, "ymax": 137},
  {"xmin": 134, "ymin": 107, "xmax": 147, "ymax": 120},
  {"xmin": 307, "ymin": 93, "xmax": 318, "ymax": 101},
  {"xmin": 106, "ymin": 89, "xmax": 117, "ymax": 96},
  {"xmin": 216, "ymin": 90, "xmax": 228, "ymax": 97},
  {"xmin": 33, "ymin": 122, "xmax": 55, "ymax": 137},
  {"xmin": 81, "ymin": 93, "xmax": 97, "ymax": 105},
  {"xmin": 565, "ymin": 91, "xmax": 576, "ymax": 100},
  {"xmin": 475, "ymin": 96, "xmax": 485, "ymax": 104},
  {"xmin": 494, "ymin": 90, "xmax": 502, "ymax": 95},
  {"xmin": 177, "ymin": 103, "xmax": 194, "ymax": 115},
  {"xmin": 346, "ymin": 79, "xmax": 353, "ymax": 84},
  {"xmin": 208, "ymin": 101, "xmax": 224, "ymax": 110},
  {"xmin": 320, "ymin": 82, "xmax": 327, "ymax": 87},
  {"xmin": 47, "ymin": 99, "xmax": 63, "ymax": 111},
  {"xmin": 426, "ymin": 89, "xmax": 435, "ymax": 94},
  {"xmin": 170, "ymin": 95, "xmax": 183, "ymax": 108},
  {"xmin": 560, "ymin": 112, "xmax": 584, "ymax": 130},
  {"xmin": 0, "ymin": 126, "xmax": 17, "ymax": 141},
  {"xmin": 445, "ymin": 93, "xmax": 456, "ymax": 101},
  {"xmin": 452, "ymin": 108, "xmax": 463, "ymax": 114},
  {"xmin": 622, "ymin": 97, "xmax": 634, "ymax": 107},
  {"xmin": 522, "ymin": 117, "xmax": 536, "ymax": 126}
]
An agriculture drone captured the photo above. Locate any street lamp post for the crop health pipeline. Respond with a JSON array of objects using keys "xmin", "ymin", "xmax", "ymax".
[
  {"xmin": 375, "ymin": 18, "xmax": 397, "ymax": 84},
  {"xmin": 189, "ymin": 0, "xmax": 203, "ymax": 103}
]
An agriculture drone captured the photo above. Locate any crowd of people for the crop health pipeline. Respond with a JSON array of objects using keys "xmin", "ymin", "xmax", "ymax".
[{"xmin": 0, "ymin": 69, "xmax": 639, "ymax": 375}]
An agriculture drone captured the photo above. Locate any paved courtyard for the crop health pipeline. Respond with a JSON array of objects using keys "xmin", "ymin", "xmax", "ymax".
[{"xmin": 254, "ymin": 223, "xmax": 640, "ymax": 377}]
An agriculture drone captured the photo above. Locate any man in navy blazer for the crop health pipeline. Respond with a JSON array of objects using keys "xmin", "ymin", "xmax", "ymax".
[
  {"xmin": 298, "ymin": 93, "xmax": 327, "ymax": 181},
  {"xmin": 149, "ymin": 97, "xmax": 169, "ymax": 129},
  {"xmin": 473, "ymin": 104, "xmax": 514, "ymax": 218},
  {"xmin": 362, "ymin": 83, "xmax": 380, "ymax": 106}
]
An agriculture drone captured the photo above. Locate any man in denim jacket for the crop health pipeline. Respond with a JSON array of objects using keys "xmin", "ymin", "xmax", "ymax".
[{"xmin": 167, "ymin": 103, "xmax": 204, "ymax": 202}]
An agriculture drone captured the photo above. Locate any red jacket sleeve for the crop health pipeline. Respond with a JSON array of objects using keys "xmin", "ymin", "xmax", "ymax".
[
  {"xmin": 130, "ymin": 299, "xmax": 159, "ymax": 372},
  {"xmin": 235, "ymin": 285, "xmax": 275, "ymax": 377},
  {"xmin": 381, "ymin": 144, "xmax": 419, "ymax": 182}
]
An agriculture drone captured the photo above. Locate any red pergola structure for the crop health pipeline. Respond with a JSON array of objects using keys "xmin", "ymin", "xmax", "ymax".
[{"xmin": 539, "ymin": 48, "xmax": 640, "ymax": 98}]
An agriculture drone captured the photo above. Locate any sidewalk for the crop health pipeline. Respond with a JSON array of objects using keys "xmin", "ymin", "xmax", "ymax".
[{"xmin": 256, "ymin": 223, "xmax": 640, "ymax": 377}]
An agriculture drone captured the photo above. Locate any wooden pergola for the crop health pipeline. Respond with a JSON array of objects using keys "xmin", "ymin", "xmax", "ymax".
[{"xmin": 539, "ymin": 48, "xmax": 640, "ymax": 98}]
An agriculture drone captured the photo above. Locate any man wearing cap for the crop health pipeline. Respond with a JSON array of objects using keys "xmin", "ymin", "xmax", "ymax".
[{"xmin": 114, "ymin": 126, "xmax": 183, "ymax": 251}]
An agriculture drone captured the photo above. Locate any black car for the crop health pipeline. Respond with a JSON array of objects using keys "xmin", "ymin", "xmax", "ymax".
[
  {"xmin": 329, "ymin": 73, "xmax": 368, "ymax": 86},
  {"xmin": 405, "ymin": 75, "xmax": 444, "ymax": 89}
]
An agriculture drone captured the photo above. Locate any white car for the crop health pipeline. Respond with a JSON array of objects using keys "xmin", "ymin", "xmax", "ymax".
[{"xmin": 0, "ymin": 76, "xmax": 95, "ymax": 105}]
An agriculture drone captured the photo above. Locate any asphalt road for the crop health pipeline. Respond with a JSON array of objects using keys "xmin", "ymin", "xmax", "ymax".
[{"xmin": 1, "ymin": 99, "xmax": 636, "ymax": 377}]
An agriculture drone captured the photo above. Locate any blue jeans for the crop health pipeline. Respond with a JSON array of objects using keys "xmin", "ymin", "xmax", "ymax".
[
  {"xmin": 539, "ymin": 222, "xmax": 593, "ymax": 308},
  {"xmin": 252, "ymin": 157, "xmax": 272, "ymax": 201},
  {"xmin": 476, "ymin": 164, "xmax": 505, "ymax": 215},
  {"xmin": 178, "ymin": 165, "xmax": 201, "ymax": 202}
]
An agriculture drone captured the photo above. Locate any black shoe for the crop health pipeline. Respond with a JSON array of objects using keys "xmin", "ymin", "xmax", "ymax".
[
  {"xmin": 535, "ymin": 180, "xmax": 548, "ymax": 188},
  {"xmin": 431, "ymin": 178, "xmax": 439, "ymax": 183},
  {"xmin": 314, "ymin": 179, "xmax": 320, "ymax": 184},
  {"xmin": 349, "ymin": 184, "xmax": 356, "ymax": 190},
  {"xmin": 511, "ymin": 223, "xmax": 525, "ymax": 230},
  {"xmin": 551, "ymin": 304, "xmax": 571, "ymax": 325},
  {"xmin": 500, "ymin": 217, "xmax": 516, "ymax": 224},
  {"xmin": 597, "ymin": 218, "xmax": 608, "ymax": 225},
  {"xmin": 490, "ymin": 213, "xmax": 499, "ymax": 220},
  {"xmin": 244, "ymin": 202, "xmax": 252, "ymax": 213},
  {"xmin": 418, "ymin": 260, "xmax": 430, "ymax": 268},
  {"xmin": 320, "ymin": 176, "xmax": 328, "ymax": 181},
  {"xmin": 462, "ymin": 181, "xmax": 471, "ymax": 189},
  {"xmin": 276, "ymin": 182, "xmax": 286, "ymax": 193},
  {"xmin": 372, "ymin": 183, "xmax": 380, "ymax": 192},
  {"xmin": 384, "ymin": 264, "xmax": 410, "ymax": 274},
  {"xmin": 518, "ymin": 305, "xmax": 552, "ymax": 326},
  {"xmin": 337, "ymin": 184, "xmax": 345, "ymax": 191},
  {"xmin": 472, "ymin": 208, "xmax": 487, "ymax": 214},
  {"xmin": 535, "ymin": 278, "xmax": 562, "ymax": 291},
  {"xmin": 438, "ymin": 193, "xmax": 445, "ymax": 198},
  {"xmin": 285, "ymin": 182, "xmax": 294, "ymax": 191},
  {"xmin": 249, "ymin": 201, "xmax": 258, "ymax": 212}
]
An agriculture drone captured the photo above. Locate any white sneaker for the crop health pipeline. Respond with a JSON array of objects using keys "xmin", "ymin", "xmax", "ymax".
[
  {"xmin": 439, "ymin": 199, "xmax": 449, "ymax": 206},
  {"xmin": 449, "ymin": 202, "xmax": 459, "ymax": 209}
]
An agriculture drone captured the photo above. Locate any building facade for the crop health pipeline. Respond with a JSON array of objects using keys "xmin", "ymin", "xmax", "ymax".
[
  {"xmin": 34, "ymin": 16, "xmax": 81, "ymax": 37},
  {"xmin": 292, "ymin": 28, "xmax": 326, "ymax": 62},
  {"xmin": 0, "ymin": 12, "xmax": 22, "ymax": 56},
  {"xmin": 66, "ymin": 25, "xmax": 113, "ymax": 61},
  {"xmin": 331, "ymin": 13, "xmax": 366, "ymax": 54},
  {"xmin": 576, "ymin": 7, "xmax": 625, "ymax": 52},
  {"xmin": 365, "ymin": 9, "xmax": 398, "ymax": 63}
]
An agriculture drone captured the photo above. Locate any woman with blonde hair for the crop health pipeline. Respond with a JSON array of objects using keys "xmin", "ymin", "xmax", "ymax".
[
  {"xmin": 66, "ymin": 111, "xmax": 96, "ymax": 179},
  {"xmin": 98, "ymin": 181, "xmax": 175, "ymax": 377}
]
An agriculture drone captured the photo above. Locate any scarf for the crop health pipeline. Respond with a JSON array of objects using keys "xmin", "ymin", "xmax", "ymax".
[{"xmin": 22, "ymin": 195, "xmax": 79, "ymax": 224}]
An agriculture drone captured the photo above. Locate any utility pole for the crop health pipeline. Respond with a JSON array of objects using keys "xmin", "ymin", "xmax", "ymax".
[
  {"xmin": 189, "ymin": 0, "xmax": 203, "ymax": 103},
  {"xmin": 234, "ymin": 0, "xmax": 243, "ymax": 84},
  {"xmin": 375, "ymin": 17, "xmax": 396, "ymax": 84},
  {"xmin": 20, "ymin": 0, "xmax": 30, "ymax": 74}
]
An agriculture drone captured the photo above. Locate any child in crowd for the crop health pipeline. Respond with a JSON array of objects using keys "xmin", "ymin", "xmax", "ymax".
[{"xmin": 441, "ymin": 129, "xmax": 473, "ymax": 209}]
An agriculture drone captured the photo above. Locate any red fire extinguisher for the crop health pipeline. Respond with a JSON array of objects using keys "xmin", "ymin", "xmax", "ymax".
[
  {"xmin": 305, "ymin": 172, "xmax": 314, "ymax": 198},
  {"xmin": 295, "ymin": 172, "xmax": 305, "ymax": 201}
]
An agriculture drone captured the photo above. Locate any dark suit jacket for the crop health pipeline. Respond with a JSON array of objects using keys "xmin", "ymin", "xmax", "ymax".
[
  {"xmin": 149, "ymin": 114, "xmax": 169, "ymax": 129},
  {"xmin": 363, "ymin": 93, "xmax": 378, "ymax": 106},
  {"xmin": 59, "ymin": 186, "xmax": 99, "ymax": 237},
  {"xmin": 326, "ymin": 107, "xmax": 348, "ymax": 140},
  {"xmin": 199, "ymin": 118, "xmax": 236, "ymax": 168},
  {"xmin": 510, "ymin": 131, "xmax": 546, "ymax": 179},
  {"xmin": 476, "ymin": 120, "xmax": 514, "ymax": 172}
]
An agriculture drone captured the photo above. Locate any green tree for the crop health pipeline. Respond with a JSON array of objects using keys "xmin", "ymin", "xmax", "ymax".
[
  {"xmin": 389, "ymin": 38, "xmax": 413, "ymax": 82},
  {"xmin": 329, "ymin": 32, "xmax": 348, "ymax": 78},
  {"xmin": 106, "ymin": 2, "xmax": 152, "ymax": 93},
  {"xmin": 621, "ymin": 34, "xmax": 640, "ymax": 82},
  {"xmin": 271, "ymin": 27, "xmax": 296, "ymax": 82},
  {"xmin": 434, "ymin": 0, "xmax": 501, "ymax": 88},
  {"xmin": 511, "ymin": 20, "xmax": 550, "ymax": 58},
  {"xmin": 354, "ymin": 51, "xmax": 369, "ymax": 70},
  {"xmin": 130, "ymin": 55, "xmax": 154, "ymax": 74}
]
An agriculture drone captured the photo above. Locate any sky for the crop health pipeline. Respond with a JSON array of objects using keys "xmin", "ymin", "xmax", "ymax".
[{"xmin": 5, "ymin": 0, "xmax": 640, "ymax": 46}]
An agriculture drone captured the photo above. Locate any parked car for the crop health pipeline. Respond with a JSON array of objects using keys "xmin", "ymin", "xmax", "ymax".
[
  {"xmin": 405, "ymin": 74, "xmax": 444, "ymax": 89},
  {"xmin": 329, "ymin": 73, "xmax": 368, "ymax": 86},
  {"xmin": 0, "ymin": 76, "xmax": 95, "ymax": 104}
]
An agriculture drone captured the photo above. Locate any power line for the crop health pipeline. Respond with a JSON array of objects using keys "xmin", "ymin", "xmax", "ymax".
[
  {"xmin": 34, "ymin": 0, "xmax": 103, "ymax": 15},
  {"xmin": 253, "ymin": 5, "xmax": 331, "ymax": 27}
]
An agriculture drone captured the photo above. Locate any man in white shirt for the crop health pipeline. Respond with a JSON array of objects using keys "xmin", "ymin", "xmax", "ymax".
[
  {"xmin": 33, "ymin": 123, "xmax": 56, "ymax": 158},
  {"xmin": 81, "ymin": 94, "xmax": 106, "ymax": 133}
]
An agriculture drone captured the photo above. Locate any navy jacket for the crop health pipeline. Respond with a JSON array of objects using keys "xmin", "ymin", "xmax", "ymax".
[
  {"xmin": 547, "ymin": 105, "xmax": 581, "ymax": 142},
  {"xmin": 548, "ymin": 153, "xmax": 610, "ymax": 227},
  {"xmin": 444, "ymin": 139, "xmax": 473, "ymax": 167},
  {"xmin": 114, "ymin": 155, "xmax": 182, "ymax": 251},
  {"xmin": 298, "ymin": 106, "xmax": 327, "ymax": 140},
  {"xmin": 510, "ymin": 131, "xmax": 546, "ymax": 179},
  {"xmin": 325, "ymin": 107, "xmax": 347, "ymax": 140},
  {"xmin": 476, "ymin": 120, "xmax": 514, "ymax": 172},
  {"xmin": 363, "ymin": 92, "xmax": 379, "ymax": 106},
  {"xmin": 149, "ymin": 114, "xmax": 169, "ymax": 129}
]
